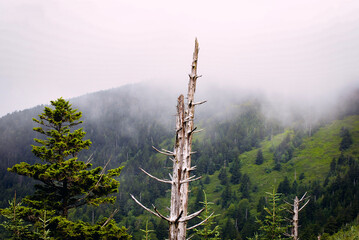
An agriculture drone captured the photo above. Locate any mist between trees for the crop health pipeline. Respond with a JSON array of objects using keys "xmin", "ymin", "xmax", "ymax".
[{"xmin": 0, "ymin": 38, "xmax": 359, "ymax": 239}]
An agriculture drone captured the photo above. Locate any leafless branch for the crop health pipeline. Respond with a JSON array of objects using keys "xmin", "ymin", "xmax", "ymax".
[
  {"xmin": 152, "ymin": 146, "xmax": 175, "ymax": 156},
  {"xmin": 299, "ymin": 192, "xmax": 308, "ymax": 202},
  {"xmin": 101, "ymin": 208, "xmax": 119, "ymax": 227},
  {"xmin": 187, "ymin": 212, "xmax": 214, "ymax": 230},
  {"xmin": 100, "ymin": 156, "xmax": 113, "ymax": 175},
  {"xmin": 153, "ymin": 204, "xmax": 171, "ymax": 222},
  {"xmin": 188, "ymin": 166, "xmax": 197, "ymax": 171},
  {"xmin": 181, "ymin": 176, "xmax": 202, "ymax": 184},
  {"xmin": 130, "ymin": 194, "xmax": 170, "ymax": 222},
  {"xmin": 140, "ymin": 168, "xmax": 172, "ymax": 184},
  {"xmin": 161, "ymin": 148, "xmax": 175, "ymax": 155},
  {"xmin": 181, "ymin": 208, "xmax": 204, "ymax": 222},
  {"xmin": 193, "ymin": 129, "xmax": 204, "ymax": 134},
  {"xmin": 284, "ymin": 200, "xmax": 294, "ymax": 207},
  {"xmin": 186, "ymin": 235, "xmax": 195, "ymax": 240},
  {"xmin": 193, "ymin": 100, "xmax": 207, "ymax": 106},
  {"xmin": 299, "ymin": 199, "xmax": 310, "ymax": 212},
  {"xmin": 85, "ymin": 153, "xmax": 94, "ymax": 165}
]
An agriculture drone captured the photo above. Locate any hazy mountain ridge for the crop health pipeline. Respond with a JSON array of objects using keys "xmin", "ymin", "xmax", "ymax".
[{"xmin": 1, "ymin": 82, "xmax": 359, "ymax": 239}]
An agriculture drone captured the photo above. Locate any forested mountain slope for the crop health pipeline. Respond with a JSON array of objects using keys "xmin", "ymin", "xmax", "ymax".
[
  {"xmin": 0, "ymin": 83, "xmax": 358, "ymax": 239},
  {"xmin": 184, "ymin": 113, "xmax": 359, "ymax": 239}
]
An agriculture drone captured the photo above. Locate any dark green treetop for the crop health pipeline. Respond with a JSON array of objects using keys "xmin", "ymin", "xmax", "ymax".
[
  {"xmin": 31, "ymin": 98, "xmax": 91, "ymax": 163},
  {"xmin": 255, "ymin": 149, "xmax": 264, "ymax": 165},
  {"xmin": 8, "ymin": 98, "xmax": 123, "ymax": 218},
  {"xmin": 339, "ymin": 127, "xmax": 353, "ymax": 151}
]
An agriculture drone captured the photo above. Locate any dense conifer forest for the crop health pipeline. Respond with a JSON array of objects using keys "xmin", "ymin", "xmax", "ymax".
[{"xmin": 0, "ymin": 83, "xmax": 358, "ymax": 239}]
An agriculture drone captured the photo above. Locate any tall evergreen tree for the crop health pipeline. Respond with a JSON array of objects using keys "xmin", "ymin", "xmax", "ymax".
[
  {"xmin": 339, "ymin": 128, "xmax": 353, "ymax": 151},
  {"xmin": 9, "ymin": 98, "xmax": 122, "ymax": 217},
  {"xmin": 230, "ymin": 159, "xmax": 242, "ymax": 184},
  {"xmin": 194, "ymin": 186, "xmax": 205, "ymax": 211},
  {"xmin": 240, "ymin": 174, "xmax": 251, "ymax": 199},
  {"xmin": 221, "ymin": 184, "xmax": 232, "ymax": 208},
  {"xmin": 255, "ymin": 149, "xmax": 264, "ymax": 165},
  {"xmin": 218, "ymin": 167, "xmax": 229, "ymax": 185},
  {"xmin": 4, "ymin": 98, "xmax": 130, "ymax": 239},
  {"xmin": 222, "ymin": 218, "xmax": 241, "ymax": 240},
  {"xmin": 277, "ymin": 176, "xmax": 291, "ymax": 195}
]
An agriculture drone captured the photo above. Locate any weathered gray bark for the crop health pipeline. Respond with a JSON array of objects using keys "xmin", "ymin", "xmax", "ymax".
[
  {"xmin": 292, "ymin": 196, "xmax": 300, "ymax": 239},
  {"xmin": 131, "ymin": 39, "xmax": 206, "ymax": 240},
  {"xmin": 286, "ymin": 192, "xmax": 310, "ymax": 240}
]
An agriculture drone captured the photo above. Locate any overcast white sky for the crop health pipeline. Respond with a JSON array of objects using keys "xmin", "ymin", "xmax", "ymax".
[{"xmin": 1, "ymin": 0, "xmax": 359, "ymax": 117}]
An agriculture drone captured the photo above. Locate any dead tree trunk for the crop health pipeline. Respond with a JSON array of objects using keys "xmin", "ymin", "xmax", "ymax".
[
  {"xmin": 292, "ymin": 196, "xmax": 300, "ymax": 239},
  {"xmin": 286, "ymin": 192, "xmax": 310, "ymax": 240},
  {"xmin": 131, "ymin": 39, "xmax": 208, "ymax": 240}
]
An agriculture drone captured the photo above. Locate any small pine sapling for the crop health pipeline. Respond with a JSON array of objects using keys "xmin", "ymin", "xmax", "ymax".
[
  {"xmin": 193, "ymin": 190, "xmax": 221, "ymax": 239},
  {"xmin": 0, "ymin": 192, "xmax": 33, "ymax": 239},
  {"xmin": 140, "ymin": 220, "xmax": 155, "ymax": 240},
  {"xmin": 256, "ymin": 187, "xmax": 289, "ymax": 240},
  {"xmin": 38, "ymin": 211, "xmax": 51, "ymax": 240}
]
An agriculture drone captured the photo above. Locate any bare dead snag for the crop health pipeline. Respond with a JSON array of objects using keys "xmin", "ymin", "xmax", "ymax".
[
  {"xmin": 101, "ymin": 208, "xmax": 119, "ymax": 228},
  {"xmin": 131, "ymin": 39, "xmax": 206, "ymax": 240},
  {"xmin": 285, "ymin": 192, "xmax": 310, "ymax": 240}
]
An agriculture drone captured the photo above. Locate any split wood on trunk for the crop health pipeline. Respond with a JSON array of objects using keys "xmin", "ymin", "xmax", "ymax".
[{"xmin": 131, "ymin": 39, "xmax": 210, "ymax": 240}]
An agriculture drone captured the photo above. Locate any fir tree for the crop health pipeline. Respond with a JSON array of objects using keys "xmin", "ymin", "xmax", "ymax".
[
  {"xmin": 218, "ymin": 167, "xmax": 229, "ymax": 185},
  {"xmin": 194, "ymin": 190, "xmax": 221, "ymax": 240},
  {"xmin": 35, "ymin": 210, "xmax": 51, "ymax": 240},
  {"xmin": 5, "ymin": 98, "xmax": 130, "ymax": 239},
  {"xmin": 194, "ymin": 187, "xmax": 205, "ymax": 211},
  {"xmin": 140, "ymin": 220, "xmax": 155, "ymax": 240},
  {"xmin": 230, "ymin": 159, "xmax": 242, "ymax": 184},
  {"xmin": 222, "ymin": 218, "xmax": 241, "ymax": 239},
  {"xmin": 8, "ymin": 98, "xmax": 122, "ymax": 217},
  {"xmin": 240, "ymin": 174, "xmax": 251, "ymax": 199},
  {"xmin": 221, "ymin": 184, "xmax": 232, "ymax": 208},
  {"xmin": 339, "ymin": 128, "xmax": 353, "ymax": 151},
  {"xmin": 0, "ymin": 192, "xmax": 33, "ymax": 239},
  {"xmin": 255, "ymin": 149, "xmax": 264, "ymax": 165},
  {"xmin": 256, "ymin": 187, "xmax": 289, "ymax": 240},
  {"xmin": 277, "ymin": 177, "xmax": 291, "ymax": 195}
]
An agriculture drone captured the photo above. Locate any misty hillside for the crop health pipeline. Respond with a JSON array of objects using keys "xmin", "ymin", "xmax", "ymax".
[{"xmin": 1, "ymin": 82, "xmax": 359, "ymax": 239}]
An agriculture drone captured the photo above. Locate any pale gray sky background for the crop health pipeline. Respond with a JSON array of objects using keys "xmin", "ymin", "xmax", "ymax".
[{"xmin": 1, "ymin": 0, "xmax": 359, "ymax": 117}]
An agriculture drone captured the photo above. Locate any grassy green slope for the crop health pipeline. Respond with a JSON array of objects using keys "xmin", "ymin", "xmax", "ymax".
[
  {"xmin": 229, "ymin": 115, "xmax": 359, "ymax": 203},
  {"xmin": 292, "ymin": 116, "xmax": 359, "ymax": 180},
  {"xmin": 185, "ymin": 115, "xmax": 359, "ymax": 212}
]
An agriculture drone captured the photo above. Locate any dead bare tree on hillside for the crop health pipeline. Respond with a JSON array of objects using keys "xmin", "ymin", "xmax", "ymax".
[
  {"xmin": 285, "ymin": 192, "xmax": 310, "ymax": 240},
  {"xmin": 131, "ymin": 39, "xmax": 209, "ymax": 239}
]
